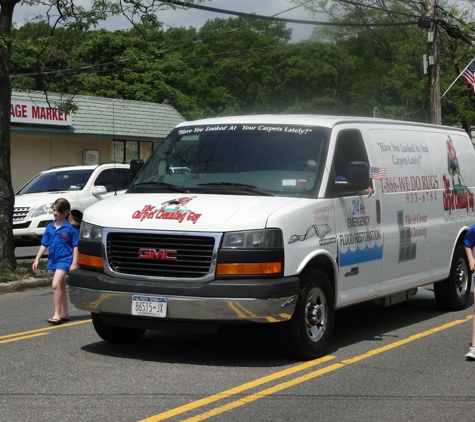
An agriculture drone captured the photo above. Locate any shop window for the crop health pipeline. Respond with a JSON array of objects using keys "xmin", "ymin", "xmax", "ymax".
[
  {"xmin": 140, "ymin": 142, "xmax": 153, "ymax": 161},
  {"xmin": 113, "ymin": 140, "xmax": 154, "ymax": 162},
  {"xmin": 113, "ymin": 141, "xmax": 124, "ymax": 162}
]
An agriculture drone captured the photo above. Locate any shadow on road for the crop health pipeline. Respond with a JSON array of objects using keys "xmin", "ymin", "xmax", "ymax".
[{"xmin": 80, "ymin": 287, "xmax": 472, "ymax": 367}]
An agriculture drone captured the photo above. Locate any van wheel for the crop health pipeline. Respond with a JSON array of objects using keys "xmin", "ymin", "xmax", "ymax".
[
  {"xmin": 434, "ymin": 245, "xmax": 471, "ymax": 311},
  {"xmin": 280, "ymin": 269, "xmax": 334, "ymax": 360},
  {"xmin": 91, "ymin": 313, "xmax": 146, "ymax": 343}
]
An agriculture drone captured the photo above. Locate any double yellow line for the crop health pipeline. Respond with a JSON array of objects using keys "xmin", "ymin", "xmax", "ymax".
[
  {"xmin": 139, "ymin": 315, "xmax": 473, "ymax": 422},
  {"xmin": 2, "ymin": 314, "xmax": 472, "ymax": 421},
  {"xmin": 0, "ymin": 319, "xmax": 91, "ymax": 344}
]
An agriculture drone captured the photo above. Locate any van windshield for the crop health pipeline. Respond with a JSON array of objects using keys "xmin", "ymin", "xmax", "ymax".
[{"xmin": 131, "ymin": 124, "xmax": 328, "ymax": 197}]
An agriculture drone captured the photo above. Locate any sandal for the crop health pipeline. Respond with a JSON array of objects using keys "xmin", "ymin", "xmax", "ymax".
[
  {"xmin": 47, "ymin": 318, "xmax": 63, "ymax": 325},
  {"xmin": 61, "ymin": 317, "xmax": 70, "ymax": 322}
]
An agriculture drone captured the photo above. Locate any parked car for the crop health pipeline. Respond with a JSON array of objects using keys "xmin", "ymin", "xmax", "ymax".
[{"xmin": 13, "ymin": 163, "xmax": 130, "ymax": 245}]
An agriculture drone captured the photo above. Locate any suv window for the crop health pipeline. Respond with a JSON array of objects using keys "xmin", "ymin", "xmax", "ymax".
[
  {"xmin": 17, "ymin": 169, "xmax": 94, "ymax": 194},
  {"xmin": 95, "ymin": 168, "xmax": 130, "ymax": 192},
  {"xmin": 114, "ymin": 168, "xmax": 130, "ymax": 190}
]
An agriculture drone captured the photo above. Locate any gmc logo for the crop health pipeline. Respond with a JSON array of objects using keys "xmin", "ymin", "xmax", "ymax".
[{"xmin": 138, "ymin": 248, "xmax": 177, "ymax": 260}]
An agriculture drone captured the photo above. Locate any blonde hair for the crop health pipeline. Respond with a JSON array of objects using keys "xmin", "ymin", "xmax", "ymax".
[{"xmin": 53, "ymin": 198, "xmax": 79, "ymax": 227}]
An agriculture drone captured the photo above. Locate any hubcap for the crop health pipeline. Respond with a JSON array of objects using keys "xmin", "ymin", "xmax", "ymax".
[
  {"xmin": 455, "ymin": 258, "xmax": 469, "ymax": 298},
  {"xmin": 304, "ymin": 287, "xmax": 327, "ymax": 342}
]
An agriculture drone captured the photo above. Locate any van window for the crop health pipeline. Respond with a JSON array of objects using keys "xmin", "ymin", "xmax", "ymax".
[
  {"xmin": 132, "ymin": 125, "xmax": 329, "ymax": 197},
  {"xmin": 326, "ymin": 129, "xmax": 371, "ymax": 197}
]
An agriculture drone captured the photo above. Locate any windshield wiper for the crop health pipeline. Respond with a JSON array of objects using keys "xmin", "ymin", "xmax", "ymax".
[
  {"xmin": 131, "ymin": 182, "xmax": 189, "ymax": 193},
  {"xmin": 198, "ymin": 182, "xmax": 274, "ymax": 196}
]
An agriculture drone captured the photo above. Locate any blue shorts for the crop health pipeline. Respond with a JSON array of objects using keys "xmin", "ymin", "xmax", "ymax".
[{"xmin": 48, "ymin": 269, "xmax": 68, "ymax": 275}]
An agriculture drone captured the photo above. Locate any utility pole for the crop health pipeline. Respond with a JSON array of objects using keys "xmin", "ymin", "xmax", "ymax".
[{"xmin": 427, "ymin": 0, "xmax": 441, "ymax": 124}]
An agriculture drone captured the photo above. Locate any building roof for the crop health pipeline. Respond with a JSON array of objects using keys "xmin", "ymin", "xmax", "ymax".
[{"xmin": 11, "ymin": 90, "xmax": 186, "ymax": 141}]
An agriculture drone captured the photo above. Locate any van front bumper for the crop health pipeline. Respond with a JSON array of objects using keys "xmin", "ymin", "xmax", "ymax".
[{"xmin": 68, "ymin": 269, "xmax": 300, "ymax": 323}]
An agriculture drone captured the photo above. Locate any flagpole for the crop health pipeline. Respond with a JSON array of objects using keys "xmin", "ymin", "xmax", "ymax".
[{"xmin": 441, "ymin": 57, "xmax": 475, "ymax": 98}]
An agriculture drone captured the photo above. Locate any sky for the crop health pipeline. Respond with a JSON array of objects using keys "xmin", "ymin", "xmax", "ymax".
[{"xmin": 12, "ymin": 0, "xmax": 322, "ymax": 42}]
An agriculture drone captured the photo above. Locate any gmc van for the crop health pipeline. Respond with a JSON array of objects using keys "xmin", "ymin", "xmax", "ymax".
[{"xmin": 68, "ymin": 115, "xmax": 475, "ymax": 359}]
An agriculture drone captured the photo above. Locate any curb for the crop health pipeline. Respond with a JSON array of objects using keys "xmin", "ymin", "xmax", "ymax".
[{"xmin": 0, "ymin": 277, "xmax": 51, "ymax": 294}]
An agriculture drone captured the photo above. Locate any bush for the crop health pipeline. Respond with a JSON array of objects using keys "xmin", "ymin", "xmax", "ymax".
[{"xmin": 0, "ymin": 259, "xmax": 48, "ymax": 283}]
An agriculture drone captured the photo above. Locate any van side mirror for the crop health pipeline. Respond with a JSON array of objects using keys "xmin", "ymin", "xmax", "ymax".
[
  {"xmin": 129, "ymin": 159, "xmax": 144, "ymax": 184},
  {"xmin": 335, "ymin": 161, "xmax": 369, "ymax": 192}
]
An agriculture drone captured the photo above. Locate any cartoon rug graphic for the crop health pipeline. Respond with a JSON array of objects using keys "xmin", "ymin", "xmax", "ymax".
[
  {"xmin": 443, "ymin": 135, "xmax": 474, "ymax": 214},
  {"xmin": 160, "ymin": 196, "xmax": 196, "ymax": 212}
]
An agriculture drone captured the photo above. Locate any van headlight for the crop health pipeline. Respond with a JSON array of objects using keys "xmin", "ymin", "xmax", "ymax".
[
  {"xmin": 80, "ymin": 222, "xmax": 103, "ymax": 242},
  {"xmin": 31, "ymin": 203, "xmax": 54, "ymax": 218},
  {"xmin": 218, "ymin": 229, "xmax": 284, "ymax": 276},
  {"xmin": 222, "ymin": 229, "xmax": 283, "ymax": 248}
]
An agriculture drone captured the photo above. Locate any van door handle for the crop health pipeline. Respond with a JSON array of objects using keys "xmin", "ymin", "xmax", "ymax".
[{"xmin": 376, "ymin": 199, "xmax": 381, "ymax": 224}]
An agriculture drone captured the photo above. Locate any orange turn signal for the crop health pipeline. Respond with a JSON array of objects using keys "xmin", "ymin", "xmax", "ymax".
[
  {"xmin": 78, "ymin": 253, "xmax": 103, "ymax": 269},
  {"xmin": 216, "ymin": 262, "xmax": 282, "ymax": 275}
]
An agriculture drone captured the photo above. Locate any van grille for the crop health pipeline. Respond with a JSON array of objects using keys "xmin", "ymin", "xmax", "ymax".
[
  {"xmin": 13, "ymin": 207, "xmax": 30, "ymax": 222},
  {"xmin": 106, "ymin": 232, "xmax": 216, "ymax": 278}
]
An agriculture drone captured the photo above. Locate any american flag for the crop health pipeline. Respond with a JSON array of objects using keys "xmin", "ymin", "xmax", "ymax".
[
  {"xmin": 370, "ymin": 167, "xmax": 388, "ymax": 179},
  {"xmin": 461, "ymin": 60, "xmax": 475, "ymax": 92}
]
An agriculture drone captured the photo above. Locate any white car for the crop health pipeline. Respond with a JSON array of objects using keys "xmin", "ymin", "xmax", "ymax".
[{"xmin": 13, "ymin": 163, "xmax": 130, "ymax": 245}]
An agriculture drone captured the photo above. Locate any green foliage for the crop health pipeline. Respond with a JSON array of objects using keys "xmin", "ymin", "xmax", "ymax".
[
  {"xmin": 0, "ymin": 259, "xmax": 47, "ymax": 283},
  {"xmin": 8, "ymin": 5, "xmax": 475, "ymax": 126}
]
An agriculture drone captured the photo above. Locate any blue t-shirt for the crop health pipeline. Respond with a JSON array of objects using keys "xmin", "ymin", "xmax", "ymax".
[
  {"xmin": 41, "ymin": 220, "xmax": 79, "ymax": 272},
  {"xmin": 464, "ymin": 225, "xmax": 475, "ymax": 249}
]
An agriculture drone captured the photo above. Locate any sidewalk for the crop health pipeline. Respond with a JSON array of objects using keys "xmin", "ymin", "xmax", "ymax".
[
  {"xmin": 0, "ymin": 257, "xmax": 50, "ymax": 294},
  {"xmin": 0, "ymin": 275, "xmax": 51, "ymax": 294}
]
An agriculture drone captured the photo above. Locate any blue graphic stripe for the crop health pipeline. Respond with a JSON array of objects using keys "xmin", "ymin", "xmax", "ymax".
[{"xmin": 339, "ymin": 245, "xmax": 383, "ymax": 267}]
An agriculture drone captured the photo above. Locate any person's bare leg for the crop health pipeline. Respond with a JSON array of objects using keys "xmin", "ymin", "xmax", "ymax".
[{"xmin": 50, "ymin": 270, "xmax": 67, "ymax": 322}]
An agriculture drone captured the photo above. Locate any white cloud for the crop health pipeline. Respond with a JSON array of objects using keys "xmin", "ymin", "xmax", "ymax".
[{"xmin": 13, "ymin": 0, "xmax": 322, "ymax": 41}]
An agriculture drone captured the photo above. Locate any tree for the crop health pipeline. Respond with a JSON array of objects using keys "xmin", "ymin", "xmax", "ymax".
[
  {"xmin": 10, "ymin": 16, "xmax": 293, "ymax": 119},
  {"xmin": 0, "ymin": 0, "xmax": 203, "ymax": 271},
  {"xmin": 290, "ymin": 0, "xmax": 475, "ymax": 124},
  {"xmin": 0, "ymin": 0, "xmax": 21, "ymax": 271}
]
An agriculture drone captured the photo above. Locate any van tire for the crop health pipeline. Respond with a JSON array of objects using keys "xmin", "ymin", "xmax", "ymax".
[
  {"xmin": 92, "ymin": 313, "xmax": 146, "ymax": 343},
  {"xmin": 280, "ymin": 269, "xmax": 334, "ymax": 360},
  {"xmin": 434, "ymin": 245, "xmax": 471, "ymax": 311}
]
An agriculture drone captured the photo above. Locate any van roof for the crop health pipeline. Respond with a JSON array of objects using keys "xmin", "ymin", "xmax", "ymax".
[{"xmin": 177, "ymin": 115, "xmax": 466, "ymax": 132}]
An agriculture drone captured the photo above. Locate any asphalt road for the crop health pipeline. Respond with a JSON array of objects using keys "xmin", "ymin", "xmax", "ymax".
[{"xmin": 1, "ymin": 285, "xmax": 475, "ymax": 422}]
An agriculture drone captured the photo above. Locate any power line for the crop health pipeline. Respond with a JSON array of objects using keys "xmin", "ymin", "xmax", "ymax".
[
  {"xmin": 12, "ymin": 2, "xmax": 421, "ymax": 79},
  {"xmin": 165, "ymin": 0, "xmax": 419, "ymax": 26}
]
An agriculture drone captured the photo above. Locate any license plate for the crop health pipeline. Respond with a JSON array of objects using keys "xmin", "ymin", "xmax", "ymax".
[{"xmin": 131, "ymin": 295, "xmax": 167, "ymax": 318}]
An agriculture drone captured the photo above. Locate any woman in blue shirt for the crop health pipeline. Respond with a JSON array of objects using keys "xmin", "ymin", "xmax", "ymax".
[{"xmin": 33, "ymin": 198, "xmax": 79, "ymax": 325}]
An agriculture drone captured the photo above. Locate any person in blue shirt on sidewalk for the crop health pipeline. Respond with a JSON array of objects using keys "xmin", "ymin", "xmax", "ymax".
[
  {"xmin": 32, "ymin": 198, "xmax": 79, "ymax": 325},
  {"xmin": 464, "ymin": 225, "xmax": 475, "ymax": 360}
]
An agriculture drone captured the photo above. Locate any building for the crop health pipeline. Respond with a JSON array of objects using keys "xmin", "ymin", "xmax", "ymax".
[{"xmin": 10, "ymin": 91, "xmax": 185, "ymax": 191}]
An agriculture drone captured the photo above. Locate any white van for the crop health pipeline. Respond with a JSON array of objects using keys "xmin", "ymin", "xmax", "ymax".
[{"xmin": 68, "ymin": 115, "xmax": 475, "ymax": 359}]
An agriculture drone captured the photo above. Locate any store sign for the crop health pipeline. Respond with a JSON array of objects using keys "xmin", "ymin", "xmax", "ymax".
[{"xmin": 11, "ymin": 99, "xmax": 72, "ymax": 126}]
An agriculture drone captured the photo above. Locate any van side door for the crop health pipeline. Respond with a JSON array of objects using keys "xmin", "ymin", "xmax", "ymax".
[{"xmin": 327, "ymin": 129, "xmax": 383, "ymax": 305}]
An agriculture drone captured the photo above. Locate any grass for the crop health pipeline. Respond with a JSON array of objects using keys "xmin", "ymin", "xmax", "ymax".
[{"xmin": 0, "ymin": 259, "xmax": 48, "ymax": 283}]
